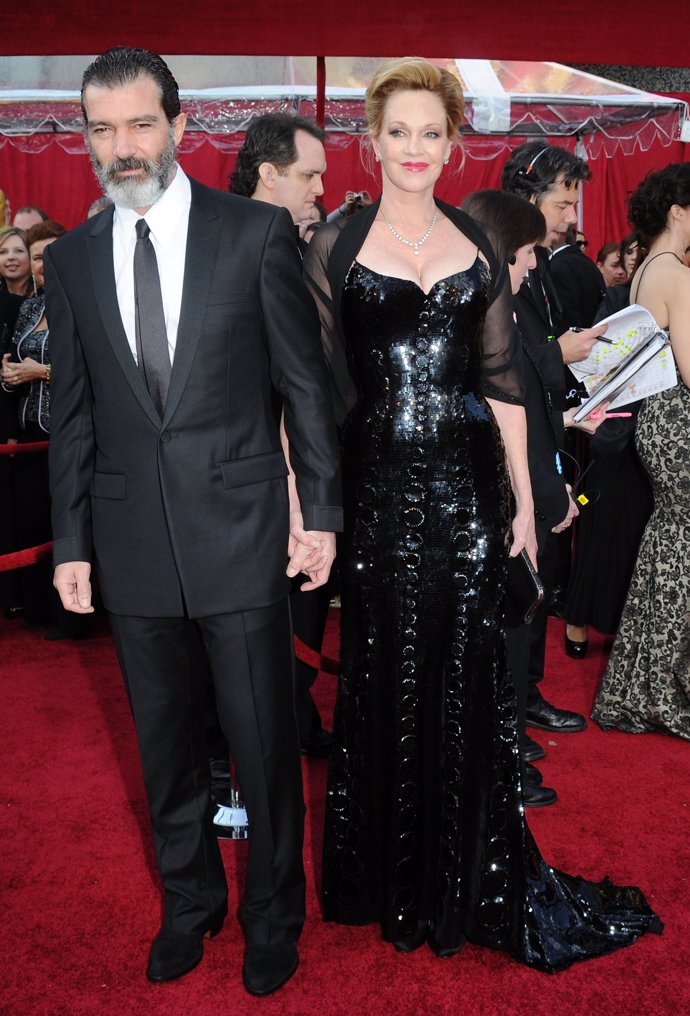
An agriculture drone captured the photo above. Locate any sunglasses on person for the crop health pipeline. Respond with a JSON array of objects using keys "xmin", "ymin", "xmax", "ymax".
[{"xmin": 576, "ymin": 239, "xmax": 589, "ymax": 249}]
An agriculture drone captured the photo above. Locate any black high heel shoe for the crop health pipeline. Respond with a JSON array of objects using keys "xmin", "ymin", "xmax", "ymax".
[{"xmin": 564, "ymin": 633, "xmax": 588, "ymax": 659}]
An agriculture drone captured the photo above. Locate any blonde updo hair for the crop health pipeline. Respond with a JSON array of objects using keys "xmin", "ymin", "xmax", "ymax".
[{"xmin": 365, "ymin": 58, "xmax": 465, "ymax": 141}]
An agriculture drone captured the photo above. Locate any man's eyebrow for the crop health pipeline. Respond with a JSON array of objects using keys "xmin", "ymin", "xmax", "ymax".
[{"xmin": 87, "ymin": 113, "xmax": 161, "ymax": 127}]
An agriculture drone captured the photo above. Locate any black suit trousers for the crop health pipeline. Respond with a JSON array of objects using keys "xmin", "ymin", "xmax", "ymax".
[{"xmin": 109, "ymin": 598, "xmax": 305, "ymax": 945}]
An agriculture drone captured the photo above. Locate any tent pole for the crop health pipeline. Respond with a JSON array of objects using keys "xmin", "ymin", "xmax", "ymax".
[{"xmin": 316, "ymin": 56, "xmax": 326, "ymax": 128}]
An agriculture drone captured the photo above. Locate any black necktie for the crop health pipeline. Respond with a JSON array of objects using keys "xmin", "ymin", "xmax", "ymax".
[{"xmin": 133, "ymin": 218, "xmax": 171, "ymax": 416}]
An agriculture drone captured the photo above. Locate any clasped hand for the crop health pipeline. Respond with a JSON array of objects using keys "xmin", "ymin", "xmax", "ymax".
[
  {"xmin": 287, "ymin": 509, "xmax": 336, "ymax": 591},
  {"xmin": 1, "ymin": 353, "xmax": 43, "ymax": 386}
]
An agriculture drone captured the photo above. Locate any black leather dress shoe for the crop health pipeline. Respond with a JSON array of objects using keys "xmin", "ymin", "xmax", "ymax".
[
  {"xmin": 520, "ymin": 733, "xmax": 546, "ymax": 762},
  {"xmin": 146, "ymin": 913, "xmax": 224, "ymax": 983},
  {"xmin": 523, "ymin": 769, "xmax": 557, "ymax": 808},
  {"xmin": 242, "ymin": 943, "xmax": 299, "ymax": 996},
  {"xmin": 564, "ymin": 634, "xmax": 588, "ymax": 659},
  {"xmin": 391, "ymin": 920, "xmax": 428, "ymax": 953},
  {"xmin": 300, "ymin": 727, "xmax": 332, "ymax": 758},
  {"xmin": 526, "ymin": 698, "xmax": 587, "ymax": 733},
  {"xmin": 147, "ymin": 929, "xmax": 204, "ymax": 982},
  {"xmin": 524, "ymin": 762, "xmax": 543, "ymax": 785}
]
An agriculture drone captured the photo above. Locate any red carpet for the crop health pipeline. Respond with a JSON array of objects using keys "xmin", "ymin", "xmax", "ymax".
[{"xmin": 1, "ymin": 612, "xmax": 689, "ymax": 1016}]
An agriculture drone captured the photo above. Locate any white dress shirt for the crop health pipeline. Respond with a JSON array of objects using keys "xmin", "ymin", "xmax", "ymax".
[{"xmin": 112, "ymin": 164, "xmax": 192, "ymax": 365}]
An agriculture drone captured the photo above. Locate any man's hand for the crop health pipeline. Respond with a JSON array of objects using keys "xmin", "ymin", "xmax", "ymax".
[
  {"xmin": 557, "ymin": 325, "xmax": 607, "ymax": 364},
  {"xmin": 54, "ymin": 561, "xmax": 95, "ymax": 613},
  {"xmin": 287, "ymin": 510, "xmax": 336, "ymax": 590}
]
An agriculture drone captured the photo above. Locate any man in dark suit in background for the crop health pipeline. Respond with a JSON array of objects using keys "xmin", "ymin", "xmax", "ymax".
[
  {"xmin": 550, "ymin": 224, "xmax": 606, "ymax": 329},
  {"xmin": 501, "ymin": 143, "xmax": 603, "ymax": 761},
  {"xmin": 46, "ymin": 48, "xmax": 342, "ymax": 997},
  {"xmin": 230, "ymin": 113, "xmax": 333, "ymax": 758}
]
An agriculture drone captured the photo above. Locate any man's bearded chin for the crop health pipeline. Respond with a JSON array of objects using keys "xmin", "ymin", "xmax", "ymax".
[{"xmin": 89, "ymin": 131, "xmax": 177, "ymax": 210}]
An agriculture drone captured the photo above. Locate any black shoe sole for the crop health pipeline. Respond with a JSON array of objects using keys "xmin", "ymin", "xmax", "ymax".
[
  {"xmin": 526, "ymin": 718, "xmax": 587, "ymax": 733},
  {"xmin": 524, "ymin": 792, "xmax": 558, "ymax": 808}
]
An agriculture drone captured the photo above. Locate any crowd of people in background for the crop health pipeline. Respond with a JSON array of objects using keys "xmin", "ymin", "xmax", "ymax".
[
  {"xmin": 1, "ymin": 110, "xmax": 686, "ymax": 735},
  {"xmin": 0, "ymin": 48, "xmax": 686, "ymax": 993}
]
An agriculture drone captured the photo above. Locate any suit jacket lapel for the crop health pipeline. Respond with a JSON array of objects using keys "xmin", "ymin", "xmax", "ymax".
[
  {"xmin": 87, "ymin": 207, "xmax": 162, "ymax": 430},
  {"xmin": 162, "ymin": 180, "xmax": 221, "ymax": 426},
  {"xmin": 523, "ymin": 271, "xmax": 549, "ymax": 326}
]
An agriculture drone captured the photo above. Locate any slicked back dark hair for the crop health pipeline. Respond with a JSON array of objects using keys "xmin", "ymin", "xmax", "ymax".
[
  {"xmin": 461, "ymin": 189, "xmax": 546, "ymax": 259},
  {"xmin": 229, "ymin": 113, "xmax": 326, "ymax": 197},
  {"xmin": 81, "ymin": 47, "xmax": 181, "ymax": 124},
  {"xmin": 501, "ymin": 142, "xmax": 591, "ymax": 203}
]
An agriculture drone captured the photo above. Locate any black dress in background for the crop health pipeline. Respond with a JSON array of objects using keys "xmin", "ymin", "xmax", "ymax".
[
  {"xmin": 563, "ymin": 285, "xmax": 654, "ymax": 634},
  {"xmin": 321, "ymin": 254, "xmax": 661, "ymax": 970}
]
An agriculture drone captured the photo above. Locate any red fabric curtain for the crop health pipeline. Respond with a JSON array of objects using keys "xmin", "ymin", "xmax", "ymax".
[
  {"xmin": 2, "ymin": 1, "xmax": 689, "ymax": 67},
  {"xmin": 1, "ymin": 134, "xmax": 688, "ymax": 258}
]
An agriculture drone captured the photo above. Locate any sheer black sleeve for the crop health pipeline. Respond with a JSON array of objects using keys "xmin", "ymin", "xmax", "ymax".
[
  {"xmin": 478, "ymin": 223, "xmax": 525, "ymax": 405},
  {"xmin": 302, "ymin": 224, "xmax": 358, "ymax": 428}
]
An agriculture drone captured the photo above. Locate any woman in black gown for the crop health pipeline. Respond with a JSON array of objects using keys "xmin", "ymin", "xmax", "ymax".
[{"xmin": 303, "ymin": 58, "xmax": 661, "ymax": 970}]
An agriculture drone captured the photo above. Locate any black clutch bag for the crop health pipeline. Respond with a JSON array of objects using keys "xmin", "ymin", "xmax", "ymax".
[{"xmin": 505, "ymin": 548, "xmax": 544, "ymax": 626}]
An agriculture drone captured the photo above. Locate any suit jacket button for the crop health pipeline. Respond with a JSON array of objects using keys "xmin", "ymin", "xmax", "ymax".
[{"xmin": 160, "ymin": 431, "xmax": 171, "ymax": 443}]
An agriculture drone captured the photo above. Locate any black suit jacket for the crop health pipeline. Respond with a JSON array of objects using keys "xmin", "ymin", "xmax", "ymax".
[
  {"xmin": 549, "ymin": 244, "xmax": 605, "ymax": 329},
  {"xmin": 520, "ymin": 338, "xmax": 569, "ymax": 542},
  {"xmin": 45, "ymin": 178, "xmax": 342, "ymax": 618}
]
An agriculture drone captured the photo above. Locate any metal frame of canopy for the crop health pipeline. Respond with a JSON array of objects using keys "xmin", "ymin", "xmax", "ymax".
[{"xmin": 0, "ymin": 57, "xmax": 686, "ymax": 160}]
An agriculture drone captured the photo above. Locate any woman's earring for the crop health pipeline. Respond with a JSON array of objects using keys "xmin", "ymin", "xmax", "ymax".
[
  {"xmin": 375, "ymin": 154, "xmax": 381, "ymax": 163},
  {"xmin": 444, "ymin": 158, "xmax": 449, "ymax": 165}
]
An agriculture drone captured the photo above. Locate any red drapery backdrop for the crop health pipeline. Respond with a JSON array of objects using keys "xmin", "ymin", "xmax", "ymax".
[
  {"xmin": 1, "ymin": 133, "xmax": 688, "ymax": 259},
  {"xmin": 2, "ymin": 1, "xmax": 689, "ymax": 67}
]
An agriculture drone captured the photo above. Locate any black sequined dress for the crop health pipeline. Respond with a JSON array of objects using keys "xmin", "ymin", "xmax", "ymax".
[{"xmin": 322, "ymin": 256, "xmax": 662, "ymax": 971}]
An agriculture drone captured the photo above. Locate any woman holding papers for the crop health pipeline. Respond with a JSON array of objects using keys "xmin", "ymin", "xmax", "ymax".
[{"xmin": 593, "ymin": 163, "xmax": 690, "ymax": 741}]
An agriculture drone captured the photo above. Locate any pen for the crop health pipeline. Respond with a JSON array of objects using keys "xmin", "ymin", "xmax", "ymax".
[
  {"xmin": 588, "ymin": 410, "xmax": 633, "ymax": 421},
  {"xmin": 569, "ymin": 326, "xmax": 613, "ymax": 344}
]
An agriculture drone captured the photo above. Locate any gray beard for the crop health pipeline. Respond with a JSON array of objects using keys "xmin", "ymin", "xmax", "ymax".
[{"xmin": 89, "ymin": 127, "xmax": 177, "ymax": 210}]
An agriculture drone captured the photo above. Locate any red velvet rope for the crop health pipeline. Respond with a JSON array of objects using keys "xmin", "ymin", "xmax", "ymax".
[
  {"xmin": 0, "ymin": 441, "xmax": 50, "ymax": 455},
  {"xmin": 0, "ymin": 541, "xmax": 52, "ymax": 573},
  {"xmin": 293, "ymin": 635, "xmax": 339, "ymax": 675}
]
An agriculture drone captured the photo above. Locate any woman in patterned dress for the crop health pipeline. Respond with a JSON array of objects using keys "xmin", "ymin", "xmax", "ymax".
[{"xmin": 593, "ymin": 163, "xmax": 690, "ymax": 740}]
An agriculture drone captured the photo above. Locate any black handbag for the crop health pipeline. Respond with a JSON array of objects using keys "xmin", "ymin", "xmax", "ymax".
[{"xmin": 505, "ymin": 548, "xmax": 545, "ymax": 625}]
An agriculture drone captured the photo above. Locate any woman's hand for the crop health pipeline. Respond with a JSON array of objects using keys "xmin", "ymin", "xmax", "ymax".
[
  {"xmin": 563, "ymin": 401, "xmax": 611, "ymax": 435},
  {"xmin": 1, "ymin": 353, "xmax": 46, "ymax": 386},
  {"xmin": 551, "ymin": 484, "xmax": 579, "ymax": 534},
  {"xmin": 287, "ymin": 508, "xmax": 336, "ymax": 590},
  {"xmin": 510, "ymin": 503, "xmax": 538, "ymax": 570}
]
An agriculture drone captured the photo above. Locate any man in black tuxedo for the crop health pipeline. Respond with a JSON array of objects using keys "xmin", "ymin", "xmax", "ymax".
[
  {"xmin": 46, "ymin": 48, "xmax": 342, "ymax": 997},
  {"xmin": 501, "ymin": 143, "xmax": 604, "ymax": 760}
]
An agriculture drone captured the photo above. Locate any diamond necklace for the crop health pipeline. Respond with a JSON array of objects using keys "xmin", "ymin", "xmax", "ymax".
[{"xmin": 381, "ymin": 209, "xmax": 437, "ymax": 256}]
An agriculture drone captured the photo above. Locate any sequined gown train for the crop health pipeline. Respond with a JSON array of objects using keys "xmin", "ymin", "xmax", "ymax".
[{"xmin": 322, "ymin": 258, "xmax": 661, "ymax": 971}]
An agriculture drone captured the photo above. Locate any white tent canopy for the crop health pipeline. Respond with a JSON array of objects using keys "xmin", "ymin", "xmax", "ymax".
[{"xmin": 0, "ymin": 56, "xmax": 686, "ymax": 159}]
